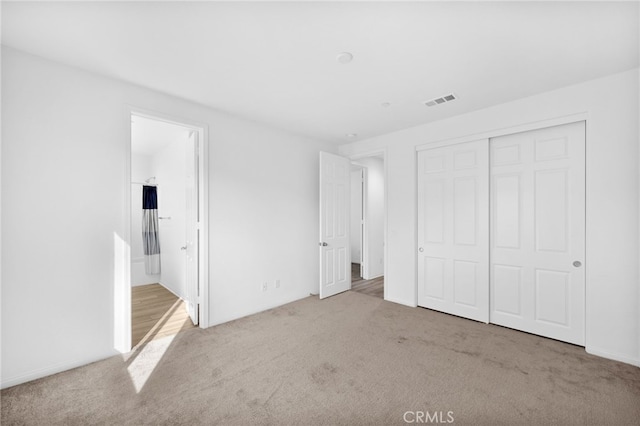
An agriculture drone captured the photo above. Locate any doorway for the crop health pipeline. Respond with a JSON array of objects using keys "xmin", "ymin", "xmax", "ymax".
[
  {"xmin": 124, "ymin": 110, "xmax": 209, "ymax": 351},
  {"xmin": 318, "ymin": 151, "xmax": 387, "ymax": 300},
  {"xmin": 350, "ymin": 155, "xmax": 385, "ymax": 299}
]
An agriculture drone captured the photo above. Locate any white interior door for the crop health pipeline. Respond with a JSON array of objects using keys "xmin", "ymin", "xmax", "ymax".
[
  {"xmin": 417, "ymin": 140, "xmax": 489, "ymax": 322},
  {"xmin": 490, "ymin": 121, "xmax": 585, "ymax": 345},
  {"xmin": 319, "ymin": 152, "xmax": 351, "ymax": 299},
  {"xmin": 184, "ymin": 130, "xmax": 199, "ymax": 325}
]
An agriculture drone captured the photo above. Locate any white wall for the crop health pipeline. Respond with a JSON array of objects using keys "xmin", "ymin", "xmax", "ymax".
[
  {"xmin": 357, "ymin": 157, "xmax": 385, "ymax": 279},
  {"xmin": 350, "ymin": 169, "xmax": 362, "ymax": 265},
  {"xmin": 209, "ymin": 115, "xmax": 335, "ymax": 325},
  {"xmin": 130, "ymin": 153, "xmax": 160, "ymax": 286},
  {"xmin": 340, "ymin": 68, "xmax": 640, "ymax": 366},
  {"xmin": 1, "ymin": 47, "xmax": 337, "ymax": 387},
  {"xmin": 152, "ymin": 133, "xmax": 188, "ymax": 299}
]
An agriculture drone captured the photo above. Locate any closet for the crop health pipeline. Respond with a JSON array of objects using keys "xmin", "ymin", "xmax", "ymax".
[{"xmin": 417, "ymin": 121, "xmax": 586, "ymax": 345}]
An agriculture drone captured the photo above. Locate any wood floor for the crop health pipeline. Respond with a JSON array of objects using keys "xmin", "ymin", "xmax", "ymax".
[
  {"xmin": 131, "ymin": 283, "xmax": 195, "ymax": 348},
  {"xmin": 351, "ymin": 263, "xmax": 384, "ymax": 299}
]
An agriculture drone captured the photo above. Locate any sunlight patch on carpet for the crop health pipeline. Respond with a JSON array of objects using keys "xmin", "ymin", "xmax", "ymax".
[{"xmin": 127, "ymin": 334, "xmax": 175, "ymax": 393}]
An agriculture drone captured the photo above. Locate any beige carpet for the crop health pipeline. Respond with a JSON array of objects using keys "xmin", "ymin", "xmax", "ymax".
[{"xmin": 2, "ymin": 291, "xmax": 640, "ymax": 425}]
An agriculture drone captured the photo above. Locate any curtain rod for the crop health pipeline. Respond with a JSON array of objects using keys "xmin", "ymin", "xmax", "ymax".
[{"xmin": 131, "ymin": 182, "xmax": 159, "ymax": 186}]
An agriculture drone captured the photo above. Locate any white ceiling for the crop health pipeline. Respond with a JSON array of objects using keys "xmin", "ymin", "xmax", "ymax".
[
  {"xmin": 2, "ymin": 1, "xmax": 638, "ymax": 144},
  {"xmin": 131, "ymin": 115, "xmax": 190, "ymax": 156}
]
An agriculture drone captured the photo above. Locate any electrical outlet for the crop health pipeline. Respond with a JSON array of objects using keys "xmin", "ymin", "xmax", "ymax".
[
  {"xmin": 275, "ymin": 279, "xmax": 280, "ymax": 289},
  {"xmin": 261, "ymin": 282, "xmax": 268, "ymax": 292}
]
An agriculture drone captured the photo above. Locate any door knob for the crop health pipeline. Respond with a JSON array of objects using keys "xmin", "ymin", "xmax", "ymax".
[
  {"xmin": 181, "ymin": 246, "xmax": 187, "ymax": 251},
  {"xmin": 418, "ymin": 247, "xmax": 424, "ymax": 252},
  {"xmin": 319, "ymin": 242, "xmax": 328, "ymax": 247},
  {"xmin": 572, "ymin": 261, "xmax": 582, "ymax": 267}
]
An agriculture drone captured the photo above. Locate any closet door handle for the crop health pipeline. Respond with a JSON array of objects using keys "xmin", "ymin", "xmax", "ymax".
[
  {"xmin": 181, "ymin": 246, "xmax": 187, "ymax": 251},
  {"xmin": 418, "ymin": 247, "xmax": 424, "ymax": 253}
]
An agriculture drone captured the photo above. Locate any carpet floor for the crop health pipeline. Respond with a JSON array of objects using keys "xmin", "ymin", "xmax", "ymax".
[{"xmin": 2, "ymin": 291, "xmax": 640, "ymax": 425}]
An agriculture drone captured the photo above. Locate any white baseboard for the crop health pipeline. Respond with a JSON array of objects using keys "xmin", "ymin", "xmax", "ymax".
[
  {"xmin": 384, "ymin": 295, "xmax": 417, "ymax": 308},
  {"xmin": 209, "ymin": 291, "xmax": 312, "ymax": 328},
  {"xmin": 1, "ymin": 350, "xmax": 119, "ymax": 389},
  {"xmin": 586, "ymin": 346, "xmax": 640, "ymax": 367},
  {"xmin": 362, "ymin": 273, "xmax": 384, "ymax": 280},
  {"xmin": 157, "ymin": 281, "xmax": 186, "ymax": 302}
]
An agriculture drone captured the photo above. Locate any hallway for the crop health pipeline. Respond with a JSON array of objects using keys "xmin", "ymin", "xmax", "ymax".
[{"xmin": 350, "ymin": 263, "xmax": 384, "ymax": 299}]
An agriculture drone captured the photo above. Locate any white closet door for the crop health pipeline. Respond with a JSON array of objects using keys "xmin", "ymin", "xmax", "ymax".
[
  {"xmin": 417, "ymin": 140, "xmax": 489, "ymax": 322},
  {"xmin": 490, "ymin": 121, "xmax": 585, "ymax": 345}
]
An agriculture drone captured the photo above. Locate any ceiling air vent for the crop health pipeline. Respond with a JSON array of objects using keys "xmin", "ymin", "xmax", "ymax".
[{"xmin": 424, "ymin": 93, "xmax": 457, "ymax": 107}]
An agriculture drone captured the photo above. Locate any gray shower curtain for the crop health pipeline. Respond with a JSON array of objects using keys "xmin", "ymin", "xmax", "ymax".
[{"xmin": 142, "ymin": 185, "xmax": 161, "ymax": 274}]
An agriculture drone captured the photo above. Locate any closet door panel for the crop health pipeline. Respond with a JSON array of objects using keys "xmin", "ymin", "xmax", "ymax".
[
  {"xmin": 490, "ymin": 121, "xmax": 585, "ymax": 345},
  {"xmin": 417, "ymin": 140, "xmax": 489, "ymax": 323}
]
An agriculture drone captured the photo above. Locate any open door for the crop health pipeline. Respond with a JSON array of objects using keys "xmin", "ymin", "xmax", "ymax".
[
  {"xmin": 184, "ymin": 130, "xmax": 199, "ymax": 325},
  {"xmin": 319, "ymin": 152, "xmax": 351, "ymax": 299}
]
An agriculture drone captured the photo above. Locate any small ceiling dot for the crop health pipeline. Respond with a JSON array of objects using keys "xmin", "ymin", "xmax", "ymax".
[
  {"xmin": 336, "ymin": 52, "xmax": 354, "ymax": 64},
  {"xmin": 381, "ymin": 102, "xmax": 391, "ymax": 108},
  {"xmin": 346, "ymin": 133, "xmax": 358, "ymax": 139}
]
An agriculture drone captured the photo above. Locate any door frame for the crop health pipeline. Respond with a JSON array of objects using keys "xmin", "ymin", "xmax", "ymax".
[
  {"xmin": 119, "ymin": 106, "xmax": 210, "ymax": 353},
  {"xmin": 349, "ymin": 149, "xmax": 388, "ymax": 299},
  {"xmin": 350, "ymin": 164, "xmax": 366, "ymax": 278}
]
